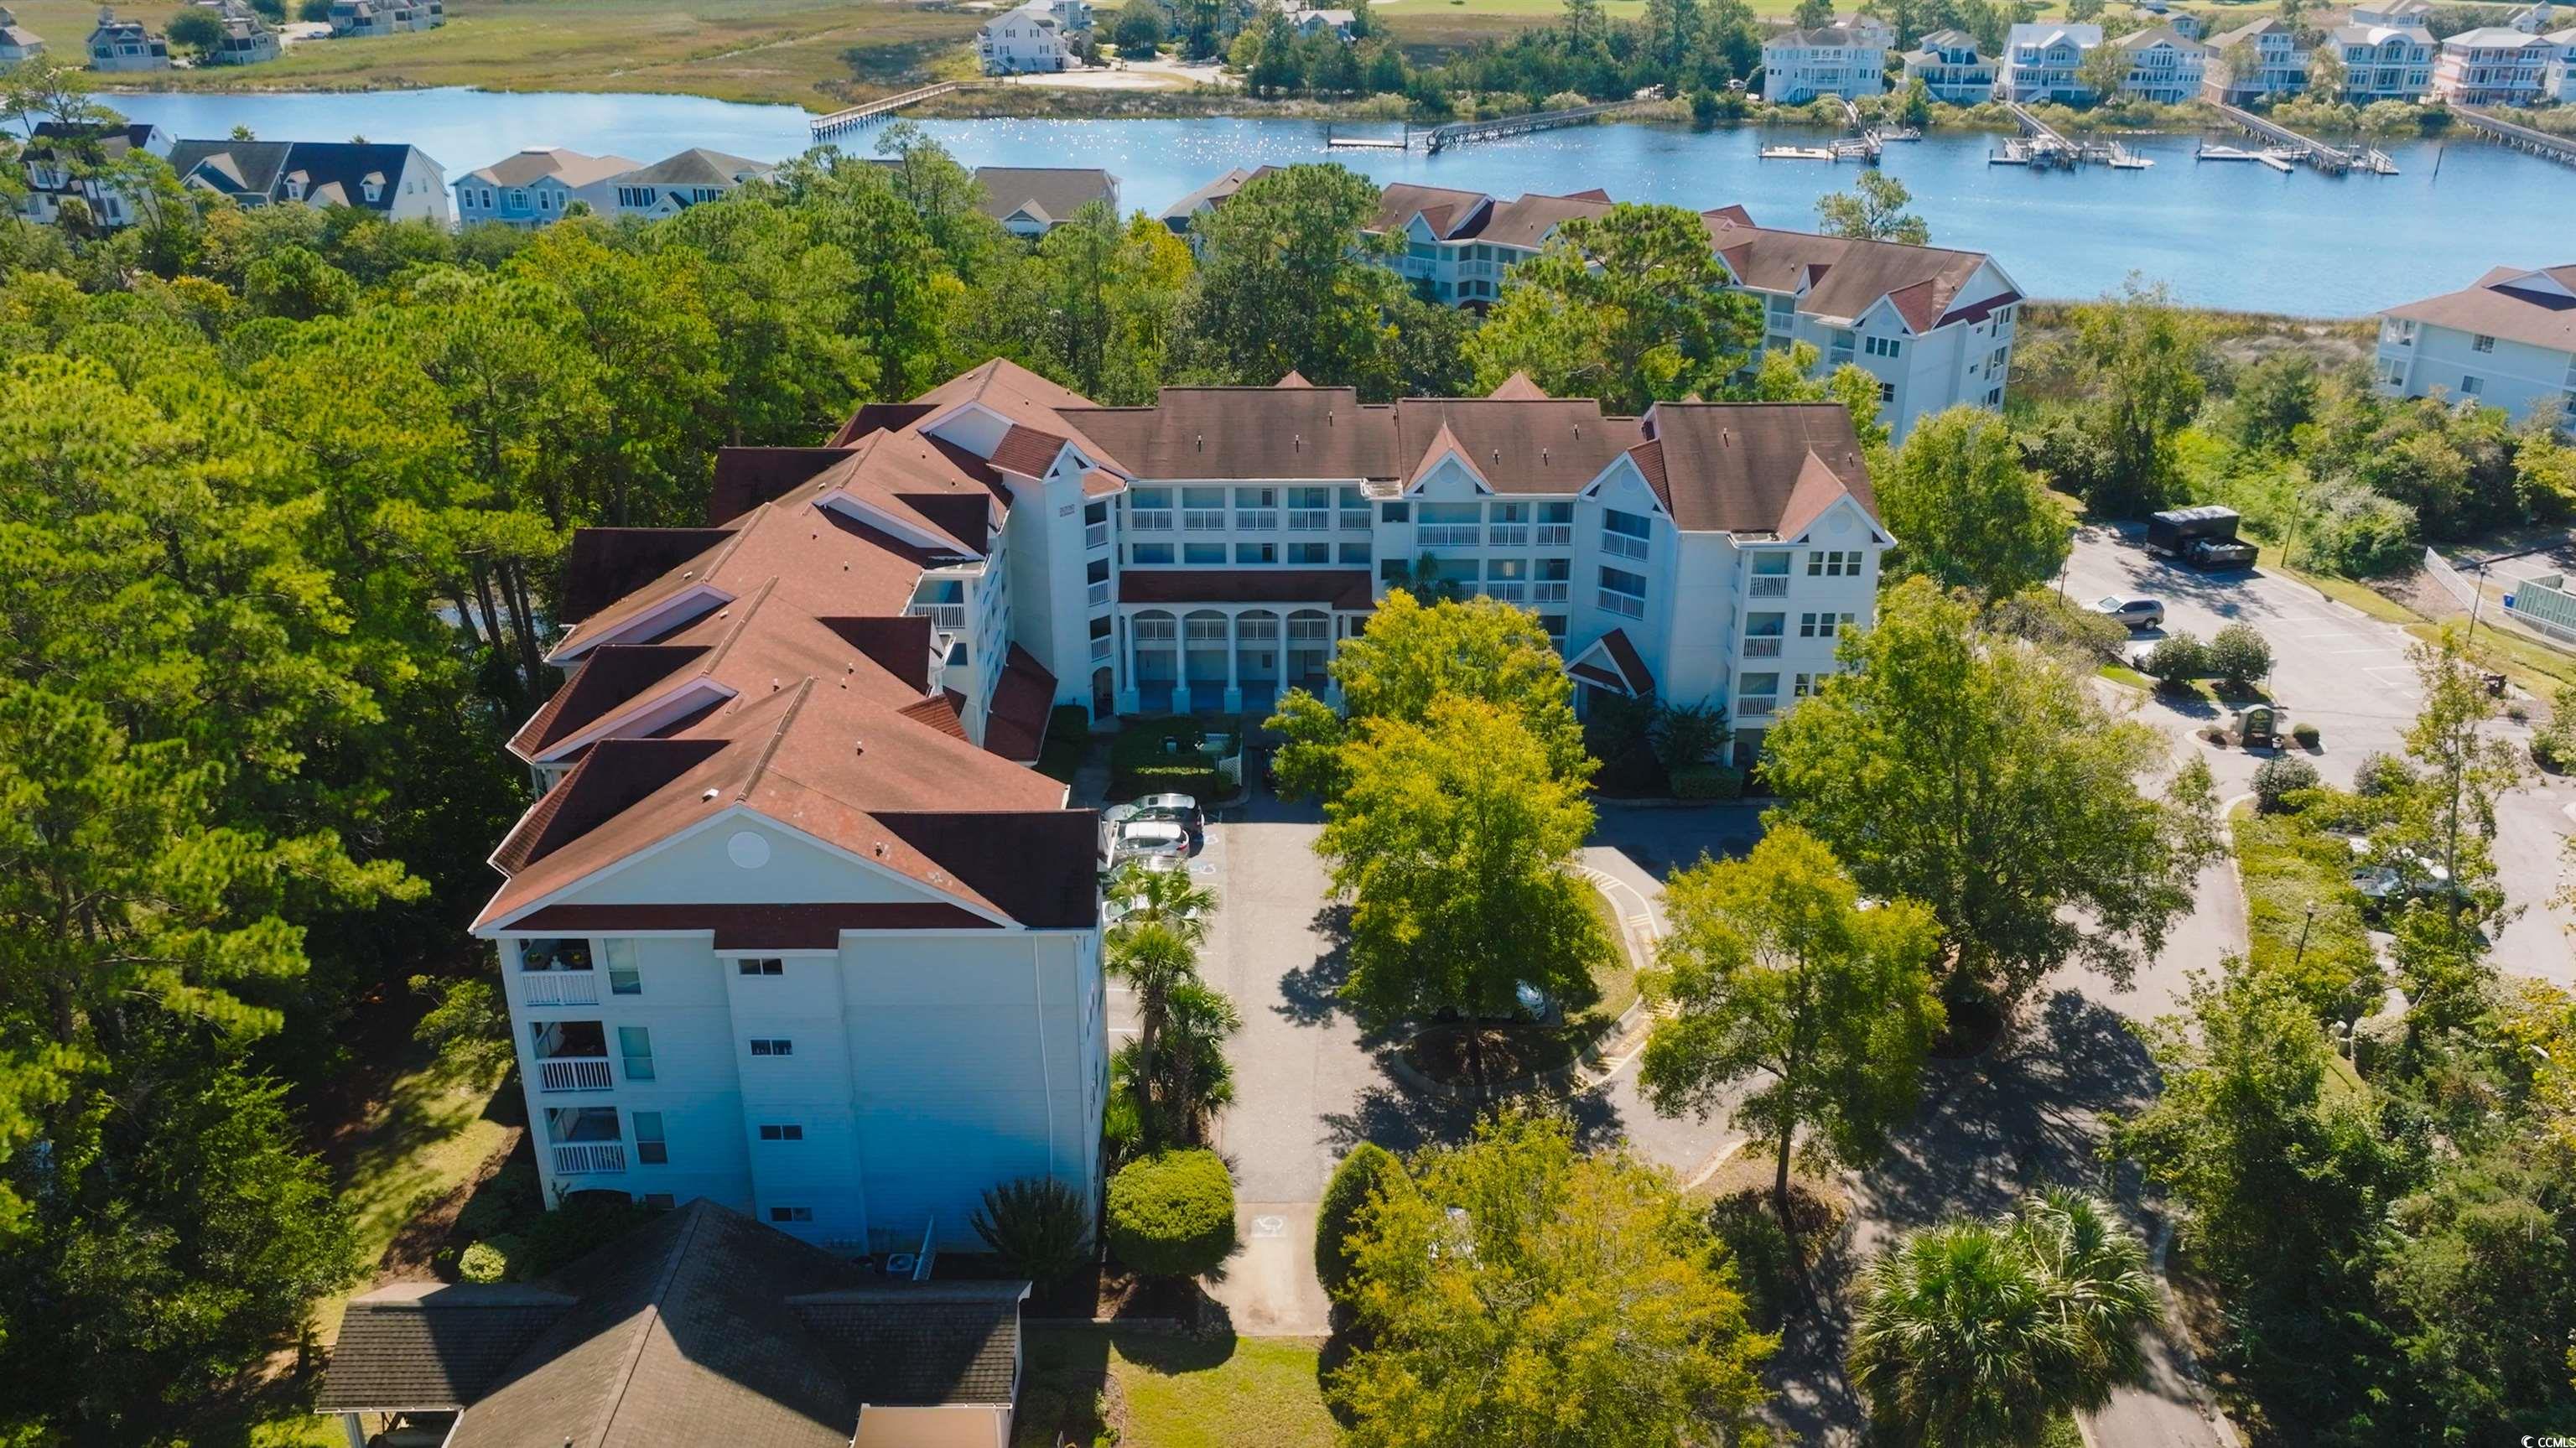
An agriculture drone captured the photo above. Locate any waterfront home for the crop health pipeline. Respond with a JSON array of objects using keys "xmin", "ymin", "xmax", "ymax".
[
  {"xmin": 0, "ymin": 6, "xmax": 43, "ymax": 60},
  {"xmin": 2324, "ymin": 15, "xmax": 2436, "ymax": 99},
  {"xmin": 1831, "ymin": 11, "xmax": 1897, "ymax": 48},
  {"xmin": 15, "ymin": 120, "xmax": 170, "ymax": 227},
  {"xmin": 85, "ymin": 8, "xmax": 169, "ymax": 70},
  {"xmin": 2202, "ymin": 17, "xmax": 2309, "ymax": 101},
  {"xmin": 2000, "ymin": 22, "xmax": 2102, "ymax": 102},
  {"xmin": 2376, "ymin": 264, "xmax": 2576, "ymax": 428},
  {"xmin": 2350, "ymin": 0, "xmax": 2432, "ymax": 23},
  {"xmin": 195, "ymin": 0, "xmax": 279, "ymax": 65},
  {"xmin": 1761, "ymin": 26, "xmax": 1888, "ymax": 102},
  {"xmin": 1900, "ymin": 29, "xmax": 1997, "ymax": 102},
  {"xmin": 975, "ymin": 166, "xmax": 1119, "ymax": 235},
  {"xmin": 1036, "ymin": 0, "xmax": 1093, "ymax": 29},
  {"xmin": 978, "ymin": 3, "xmax": 1070, "ymax": 73},
  {"xmin": 166, "ymin": 138, "xmax": 451, "ymax": 222},
  {"xmin": 2511, "ymin": 1, "xmax": 2554, "ymax": 32},
  {"xmin": 2432, "ymin": 26, "xmax": 2554, "ymax": 103},
  {"xmin": 318, "ymin": 1201, "xmax": 1034, "ymax": 1448},
  {"xmin": 2166, "ymin": 10, "xmax": 2208, "ymax": 40},
  {"xmin": 2548, "ymin": 25, "xmax": 2576, "ymax": 99},
  {"xmin": 1284, "ymin": 5, "xmax": 1360, "ymax": 39},
  {"xmin": 610, "ymin": 148, "xmax": 776, "ymax": 218},
  {"xmin": 327, "ymin": 0, "xmax": 442, "ymax": 36},
  {"xmin": 2112, "ymin": 24, "xmax": 2206, "ymax": 101},
  {"xmin": 454, "ymin": 147, "xmax": 640, "ymax": 227}
]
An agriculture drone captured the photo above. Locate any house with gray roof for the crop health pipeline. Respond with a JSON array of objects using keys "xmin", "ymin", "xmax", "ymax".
[
  {"xmin": 973, "ymin": 166, "xmax": 1119, "ymax": 236},
  {"xmin": 166, "ymin": 138, "xmax": 450, "ymax": 223},
  {"xmin": 14, "ymin": 120, "xmax": 171, "ymax": 228},
  {"xmin": 195, "ymin": 0, "xmax": 281, "ymax": 65},
  {"xmin": 609, "ymin": 148, "xmax": 776, "ymax": 219},
  {"xmin": 0, "ymin": 6, "xmax": 44, "ymax": 60},
  {"xmin": 319, "ymin": 1199, "xmax": 1032, "ymax": 1448},
  {"xmin": 1760, "ymin": 24, "xmax": 1889, "ymax": 102},
  {"xmin": 454, "ymin": 146, "xmax": 641, "ymax": 228},
  {"xmin": 1899, "ymin": 29, "xmax": 1997, "ymax": 102},
  {"xmin": 327, "ymin": 0, "xmax": 441, "ymax": 37},
  {"xmin": 85, "ymin": 8, "xmax": 169, "ymax": 70}
]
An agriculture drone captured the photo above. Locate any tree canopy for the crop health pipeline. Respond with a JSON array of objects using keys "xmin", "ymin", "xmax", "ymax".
[{"xmin": 1875, "ymin": 407, "xmax": 2071, "ymax": 599}]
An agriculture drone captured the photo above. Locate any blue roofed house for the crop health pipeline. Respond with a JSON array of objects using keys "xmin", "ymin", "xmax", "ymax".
[
  {"xmin": 165, "ymin": 138, "xmax": 451, "ymax": 224},
  {"xmin": 454, "ymin": 146, "xmax": 641, "ymax": 228}
]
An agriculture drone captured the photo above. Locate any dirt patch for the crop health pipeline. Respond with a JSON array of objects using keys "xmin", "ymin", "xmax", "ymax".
[{"xmin": 373, "ymin": 1127, "xmax": 523, "ymax": 1286}]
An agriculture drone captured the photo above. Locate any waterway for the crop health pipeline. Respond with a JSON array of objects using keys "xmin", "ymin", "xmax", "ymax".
[{"xmin": 94, "ymin": 86, "xmax": 2573, "ymax": 316}]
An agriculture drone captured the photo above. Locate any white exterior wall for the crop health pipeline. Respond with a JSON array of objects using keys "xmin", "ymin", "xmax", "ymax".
[
  {"xmin": 387, "ymin": 150, "xmax": 451, "ymax": 225},
  {"xmin": 2375, "ymin": 317, "xmax": 2576, "ymax": 427},
  {"xmin": 979, "ymin": 7, "xmax": 1068, "ymax": 72},
  {"xmin": 2118, "ymin": 37, "xmax": 2205, "ymax": 101},
  {"xmin": 2001, "ymin": 24, "xmax": 2101, "ymax": 101},
  {"xmin": 1745, "ymin": 262, "xmax": 2021, "ymax": 440},
  {"xmin": 490, "ymin": 813, "xmax": 1107, "ymax": 1253},
  {"xmin": 2331, "ymin": 28, "xmax": 2436, "ymax": 99},
  {"xmin": 1762, "ymin": 37, "xmax": 1888, "ymax": 101}
]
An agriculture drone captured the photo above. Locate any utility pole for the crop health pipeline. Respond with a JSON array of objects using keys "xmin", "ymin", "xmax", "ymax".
[{"xmin": 2291, "ymin": 902, "xmax": 2317, "ymax": 973}]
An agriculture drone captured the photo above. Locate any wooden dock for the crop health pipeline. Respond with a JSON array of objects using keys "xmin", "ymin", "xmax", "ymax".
[
  {"xmin": 2453, "ymin": 106, "xmax": 2576, "ymax": 169},
  {"xmin": 2198, "ymin": 142, "xmax": 2298, "ymax": 172},
  {"xmin": 2207, "ymin": 101, "xmax": 2396, "ymax": 174},
  {"xmin": 811, "ymin": 82, "xmax": 963, "ymax": 141},
  {"xmin": 1992, "ymin": 102, "xmax": 2153, "ymax": 169},
  {"xmin": 1420, "ymin": 97, "xmax": 1659, "ymax": 153},
  {"xmin": 1324, "ymin": 127, "xmax": 1409, "ymax": 149}
]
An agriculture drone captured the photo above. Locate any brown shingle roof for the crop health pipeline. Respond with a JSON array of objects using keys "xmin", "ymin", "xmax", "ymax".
[
  {"xmin": 1394, "ymin": 399, "xmax": 1644, "ymax": 493},
  {"xmin": 558, "ymin": 527, "xmax": 735, "ymax": 626},
  {"xmin": 1633, "ymin": 402, "xmax": 1876, "ymax": 534},
  {"xmin": 1062, "ymin": 388, "xmax": 1399, "ymax": 480},
  {"xmin": 319, "ymin": 1285, "xmax": 573, "ymax": 1412},
  {"xmin": 989, "ymin": 423, "xmax": 1068, "ymax": 478},
  {"xmin": 792, "ymin": 1284, "xmax": 1029, "ymax": 1407},
  {"xmin": 1702, "ymin": 213, "xmax": 2001, "ymax": 332},
  {"xmin": 1462, "ymin": 192, "xmax": 1612, "ymax": 250},
  {"xmin": 2382, "ymin": 265, "xmax": 2576, "ymax": 355},
  {"xmin": 974, "ymin": 164, "xmax": 1116, "ymax": 225},
  {"xmin": 981, "ymin": 644, "xmax": 1057, "ymax": 764}
]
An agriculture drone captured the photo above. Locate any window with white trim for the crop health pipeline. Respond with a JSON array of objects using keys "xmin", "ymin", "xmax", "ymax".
[
  {"xmin": 632, "ymin": 1110, "xmax": 667, "ymax": 1165},
  {"xmin": 757, "ymin": 1123, "xmax": 805, "ymax": 1141},
  {"xmin": 1863, "ymin": 335, "xmax": 1902, "ymax": 358},
  {"xmin": 1807, "ymin": 549, "xmax": 1863, "ymax": 577},
  {"xmin": 617, "ymin": 1026, "xmax": 654, "ymax": 1082},
  {"xmin": 606, "ymin": 938, "xmax": 641, "ymax": 995},
  {"xmin": 736, "ymin": 958, "xmax": 784, "ymax": 977}
]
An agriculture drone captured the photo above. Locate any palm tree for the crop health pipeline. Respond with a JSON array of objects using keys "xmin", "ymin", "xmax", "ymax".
[
  {"xmin": 1847, "ymin": 1191, "xmax": 2162, "ymax": 1447},
  {"xmin": 1104, "ymin": 920, "xmax": 1199, "ymax": 1148},
  {"xmin": 1151, "ymin": 979, "xmax": 1241, "ymax": 1144},
  {"xmin": 1109, "ymin": 859, "xmax": 1216, "ymax": 949}
]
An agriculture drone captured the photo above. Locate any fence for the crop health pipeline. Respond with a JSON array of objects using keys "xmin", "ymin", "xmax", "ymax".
[{"xmin": 2422, "ymin": 546, "xmax": 2576, "ymax": 651}]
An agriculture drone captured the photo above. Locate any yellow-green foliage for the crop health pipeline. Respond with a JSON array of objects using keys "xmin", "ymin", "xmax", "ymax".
[{"xmin": 2232, "ymin": 810, "xmax": 2378, "ymax": 1015}]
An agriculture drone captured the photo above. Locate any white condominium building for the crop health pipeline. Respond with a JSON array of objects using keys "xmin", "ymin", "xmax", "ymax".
[
  {"xmin": 1760, "ymin": 25, "xmax": 1889, "ymax": 102},
  {"xmin": 2431, "ymin": 26, "xmax": 2554, "ymax": 103},
  {"xmin": 2112, "ymin": 24, "xmax": 2206, "ymax": 101},
  {"xmin": 2375, "ymin": 264, "xmax": 2576, "ymax": 428}
]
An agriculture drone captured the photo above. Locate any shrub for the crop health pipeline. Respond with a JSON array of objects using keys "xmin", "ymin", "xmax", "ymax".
[
  {"xmin": 512, "ymin": 1194, "xmax": 659, "ymax": 1279},
  {"xmin": 458, "ymin": 1237, "xmax": 517, "ymax": 1284},
  {"xmin": 2205, "ymin": 622, "xmax": 2273, "ymax": 688},
  {"xmin": 1037, "ymin": 704, "xmax": 1090, "ymax": 784},
  {"xmin": 2141, "ymin": 633, "xmax": 2208, "ymax": 684},
  {"xmin": 1990, "ymin": 587, "xmax": 2129, "ymax": 663},
  {"xmin": 1648, "ymin": 701, "xmax": 1728, "ymax": 771},
  {"xmin": 2292, "ymin": 721, "xmax": 2321, "ymax": 750},
  {"xmin": 1315, "ymin": 1142, "xmax": 1404, "ymax": 1301},
  {"xmin": 2352, "ymin": 750, "xmax": 2414, "ymax": 797},
  {"xmin": 1670, "ymin": 764, "xmax": 1745, "ymax": 800},
  {"xmin": 1104, "ymin": 1150, "xmax": 1237, "ymax": 1279},
  {"xmin": 2252, "ymin": 755, "xmax": 2319, "ymax": 813},
  {"xmin": 972, "ymin": 1176, "xmax": 1093, "ymax": 1285},
  {"xmin": 1110, "ymin": 716, "xmax": 1239, "ymax": 802}
]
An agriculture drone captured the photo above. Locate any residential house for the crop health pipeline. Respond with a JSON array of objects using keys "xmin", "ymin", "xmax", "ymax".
[
  {"xmin": 974, "ymin": 165, "xmax": 1119, "ymax": 235},
  {"xmin": 319, "ymin": 1201, "xmax": 1034, "ymax": 1448},
  {"xmin": 1157, "ymin": 163, "xmax": 1259, "ymax": 238},
  {"xmin": 1898, "ymin": 28, "xmax": 1997, "ymax": 102},
  {"xmin": 1036, "ymin": 0, "xmax": 1093, "ymax": 29},
  {"xmin": 2202, "ymin": 16, "xmax": 2309, "ymax": 101},
  {"xmin": 978, "ymin": 3, "xmax": 1070, "ymax": 73},
  {"xmin": 14, "ymin": 119, "xmax": 170, "ymax": 227},
  {"xmin": 1283, "ymin": 5, "xmax": 1360, "ymax": 39},
  {"xmin": 2432, "ymin": 26, "xmax": 2553, "ymax": 103},
  {"xmin": 85, "ymin": 8, "xmax": 169, "ymax": 70},
  {"xmin": 1761, "ymin": 25, "xmax": 1888, "ymax": 102},
  {"xmin": 610, "ymin": 148, "xmax": 776, "ymax": 218},
  {"xmin": 326, "ymin": 0, "xmax": 442, "ymax": 36},
  {"xmin": 2324, "ymin": 12, "xmax": 2436, "ymax": 99},
  {"xmin": 2511, "ymin": 1, "xmax": 2554, "ymax": 32},
  {"xmin": 165, "ymin": 138, "xmax": 450, "ymax": 222},
  {"xmin": 2166, "ymin": 9, "xmax": 2208, "ymax": 40},
  {"xmin": 195, "ymin": 0, "xmax": 279, "ymax": 65},
  {"xmin": 2000, "ymin": 22, "xmax": 2102, "ymax": 101},
  {"xmin": 2548, "ymin": 25, "xmax": 2576, "ymax": 99},
  {"xmin": 2376, "ymin": 264, "xmax": 2576, "ymax": 427},
  {"xmin": 454, "ymin": 146, "xmax": 641, "ymax": 227},
  {"xmin": 0, "ymin": 6, "xmax": 44, "ymax": 60},
  {"xmin": 2111, "ymin": 23, "xmax": 2206, "ymax": 101},
  {"xmin": 1831, "ymin": 11, "xmax": 1896, "ymax": 47}
]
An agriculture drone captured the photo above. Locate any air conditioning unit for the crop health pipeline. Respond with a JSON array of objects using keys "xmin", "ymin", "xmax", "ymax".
[{"xmin": 884, "ymin": 1253, "xmax": 918, "ymax": 1277}]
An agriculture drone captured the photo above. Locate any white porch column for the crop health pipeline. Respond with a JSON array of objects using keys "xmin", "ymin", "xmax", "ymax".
[
  {"xmin": 1221, "ymin": 607, "xmax": 1243, "ymax": 715},
  {"xmin": 341, "ymin": 1413, "xmax": 367, "ymax": 1448},
  {"xmin": 1114, "ymin": 611, "xmax": 1140, "ymax": 717},
  {"xmin": 1171, "ymin": 612, "xmax": 1192, "ymax": 715}
]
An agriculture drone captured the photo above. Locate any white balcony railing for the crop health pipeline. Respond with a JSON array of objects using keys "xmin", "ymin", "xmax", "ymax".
[
  {"xmin": 521, "ymin": 973, "xmax": 600, "ymax": 1007},
  {"xmin": 1184, "ymin": 620, "xmax": 1230, "ymax": 645},
  {"xmin": 1488, "ymin": 525, "xmax": 1530, "ymax": 548},
  {"xmin": 1743, "ymin": 636, "xmax": 1784, "ymax": 658},
  {"xmin": 1235, "ymin": 512, "xmax": 1279, "ymax": 532},
  {"xmin": 1487, "ymin": 582, "xmax": 1529, "ymax": 604},
  {"xmin": 553, "ymin": 1142, "xmax": 627, "ymax": 1175},
  {"xmin": 1598, "ymin": 589, "xmax": 1646, "ymax": 620},
  {"xmin": 1085, "ymin": 522, "xmax": 1109, "ymax": 550},
  {"xmin": 1339, "ymin": 511, "xmax": 1373, "ymax": 532},
  {"xmin": 1130, "ymin": 509, "xmax": 1174, "ymax": 532},
  {"xmin": 1534, "ymin": 581, "xmax": 1570, "ymax": 605},
  {"xmin": 1737, "ymin": 696, "xmax": 1778, "ymax": 719},
  {"xmin": 1287, "ymin": 509, "xmax": 1332, "ymax": 532},
  {"xmin": 1133, "ymin": 620, "xmax": 1176, "ymax": 643},
  {"xmin": 1237, "ymin": 620, "xmax": 1280, "ymax": 641},
  {"xmin": 1090, "ymin": 635, "xmax": 1113, "ymax": 662},
  {"xmin": 1182, "ymin": 510, "xmax": 1228, "ymax": 532},
  {"xmin": 1601, "ymin": 532, "xmax": 1649, "ymax": 562},
  {"xmin": 1087, "ymin": 581, "xmax": 1111, "ymax": 609},
  {"xmin": 1536, "ymin": 524, "xmax": 1573, "ymax": 548},
  {"xmin": 1417, "ymin": 525, "xmax": 1479, "ymax": 548},
  {"xmin": 907, "ymin": 602, "xmax": 967, "ymax": 630},
  {"xmin": 1749, "ymin": 575, "xmax": 1790, "ymax": 598},
  {"xmin": 1288, "ymin": 620, "xmax": 1332, "ymax": 643},
  {"xmin": 537, "ymin": 1057, "xmax": 614, "ymax": 1092}
]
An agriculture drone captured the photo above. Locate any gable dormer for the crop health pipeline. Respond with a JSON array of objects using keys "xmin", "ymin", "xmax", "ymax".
[{"xmin": 282, "ymin": 169, "xmax": 307, "ymax": 202}]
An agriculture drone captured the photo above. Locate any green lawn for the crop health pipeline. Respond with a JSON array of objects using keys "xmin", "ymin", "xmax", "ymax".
[
  {"xmin": 1584, "ymin": 880, "xmax": 1640, "ymax": 1025},
  {"xmin": 1015, "ymin": 1326, "xmax": 1338, "ymax": 1448},
  {"xmin": 2230, "ymin": 803, "xmax": 2378, "ymax": 1018}
]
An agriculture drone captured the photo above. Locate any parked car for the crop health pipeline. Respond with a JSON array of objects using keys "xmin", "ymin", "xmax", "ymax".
[
  {"xmin": 1129, "ymin": 792, "xmax": 1202, "ymax": 836},
  {"xmin": 2090, "ymin": 594, "xmax": 2166, "ymax": 631},
  {"xmin": 1108, "ymin": 818, "xmax": 1190, "ymax": 867}
]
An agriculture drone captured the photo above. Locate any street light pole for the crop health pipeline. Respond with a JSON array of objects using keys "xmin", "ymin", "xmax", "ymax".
[{"xmin": 2291, "ymin": 903, "xmax": 2318, "ymax": 973}]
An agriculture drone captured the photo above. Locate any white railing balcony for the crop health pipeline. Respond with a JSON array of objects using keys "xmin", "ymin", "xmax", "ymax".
[
  {"xmin": 521, "ymin": 973, "xmax": 599, "ymax": 1007},
  {"xmin": 1339, "ymin": 510, "xmax": 1373, "ymax": 532},
  {"xmin": 1287, "ymin": 509, "xmax": 1332, "ymax": 532},
  {"xmin": 1743, "ymin": 636, "xmax": 1784, "ymax": 658},
  {"xmin": 1235, "ymin": 512, "xmax": 1279, "ymax": 532},
  {"xmin": 907, "ymin": 602, "xmax": 968, "ymax": 630},
  {"xmin": 537, "ymin": 1057, "xmax": 614, "ymax": 1092},
  {"xmin": 1601, "ymin": 532, "xmax": 1649, "ymax": 562},
  {"xmin": 1182, "ymin": 510, "xmax": 1228, "ymax": 532},
  {"xmin": 1133, "ymin": 621, "xmax": 1176, "ymax": 643},
  {"xmin": 1533, "ymin": 581, "xmax": 1571, "ymax": 605},
  {"xmin": 1087, "ymin": 581, "xmax": 1111, "ymax": 609},
  {"xmin": 1085, "ymin": 522, "xmax": 1109, "ymax": 550},
  {"xmin": 1536, "ymin": 524, "xmax": 1572, "ymax": 548},
  {"xmin": 1130, "ymin": 509, "xmax": 1174, "ymax": 532},
  {"xmin": 1287, "ymin": 621, "xmax": 1331, "ymax": 643},
  {"xmin": 1090, "ymin": 635, "xmax": 1113, "ymax": 661},
  {"xmin": 1184, "ymin": 622, "xmax": 1230, "ymax": 645},
  {"xmin": 1417, "ymin": 525, "xmax": 1480, "ymax": 548},
  {"xmin": 1737, "ymin": 696, "xmax": 1778, "ymax": 720},
  {"xmin": 1749, "ymin": 575, "xmax": 1790, "ymax": 598},
  {"xmin": 1487, "ymin": 582, "xmax": 1529, "ymax": 604},
  {"xmin": 1598, "ymin": 589, "xmax": 1646, "ymax": 620},
  {"xmin": 1237, "ymin": 621, "xmax": 1280, "ymax": 641},
  {"xmin": 1488, "ymin": 525, "xmax": 1530, "ymax": 548},
  {"xmin": 553, "ymin": 1142, "xmax": 627, "ymax": 1176}
]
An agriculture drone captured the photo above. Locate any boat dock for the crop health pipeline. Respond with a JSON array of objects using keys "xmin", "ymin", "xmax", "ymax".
[
  {"xmin": 811, "ymin": 82, "xmax": 963, "ymax": 140},
  {"xmin": 2207, "ymin": 101, "xmax": 2397, "ymax": 174},
  {"xmin": 2198, "ymin": 142, "xmax": 2298, "ymax": 173},
  {"xmin": 1764, "ymin": 98, "xmax": 1884, "ymax": 162},
  {"xmin": 1324, "ymin": 127, "xmax": 1410, "ymax": 149},
  {"xmin": 1420, "ymin": 97, "xmax": 1659, "ymax": 153},
  {"xmin": 1991, "ymin": 102, "xmax": 2153, "ymax": 169},
  {"xmin": 2453, "ymin": 106, "xmax": 2576, "ymax": 169}
]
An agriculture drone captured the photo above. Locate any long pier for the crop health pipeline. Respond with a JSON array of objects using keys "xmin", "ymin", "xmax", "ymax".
[
  {"xmin": 2207, "ymin": 101, "xmax": 2397, "ymax": 174},
  {"xmin": 812, "ymin": 81, "xmax": 963, "ymax": 140},
  {"xmin": 1421, "ymin": 98, "xmax": 1658, "ymax": 153},
  {"xmin": 1993, "ymin": 101, "xmax": 2152, "ymax": 169},
  {"xmin": 2453, "ymin": 106, "xmax": 2576, "ymax": 168}
]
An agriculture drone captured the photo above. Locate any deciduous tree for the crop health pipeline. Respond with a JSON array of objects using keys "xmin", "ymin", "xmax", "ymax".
[
  {"xmin": 1815, "ymin": 169, "xmax": 1929, "ymax": 245},
  {"xmin": 1876, "ymin": 407, "xmax": 2070, "ymax": 599},
  {"xmin": 1176, "ymin": 163, "xmax": 1405, "ymax": 392}
]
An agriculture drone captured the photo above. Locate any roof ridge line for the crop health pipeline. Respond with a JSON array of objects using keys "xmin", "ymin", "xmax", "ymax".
[
  {"xmin": 738, "ymin": 677, "xmax": 818, "ymax": 802},
  {"xmin": 584, "ymin": 1205, "xmax": 705, "ymax": 1446}
]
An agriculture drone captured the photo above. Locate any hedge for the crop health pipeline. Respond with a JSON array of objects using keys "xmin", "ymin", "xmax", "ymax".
[
  {"xmin": 1110, "ymin": 716, "xmax": 1239, "ymax": 802},
  {"xmin": 1037, "ymin": 705, "xmax": 1090, "ymax": 785},
  {"xmin": 1314, "ymin": 1142, "xmax": 1404, "ymax": 1301},
  {"xmin": 1669, "ymin": 764, "xmax": 1744, "ymax": 800},
  {"xmin": 1105, "ymin": 1149, "xmax": 1238, "ymax": 1279}
]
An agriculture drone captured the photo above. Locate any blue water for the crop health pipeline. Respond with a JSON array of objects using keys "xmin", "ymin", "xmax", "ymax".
[{"xmin": 96, "ymin": 86, "xmax": 2573, "ymax": 315}]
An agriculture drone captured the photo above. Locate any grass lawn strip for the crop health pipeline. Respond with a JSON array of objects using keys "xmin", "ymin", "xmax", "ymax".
[{"xmin": 1015, "ymin": 1326, "xmax": 1337, "ymax": 1448}]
